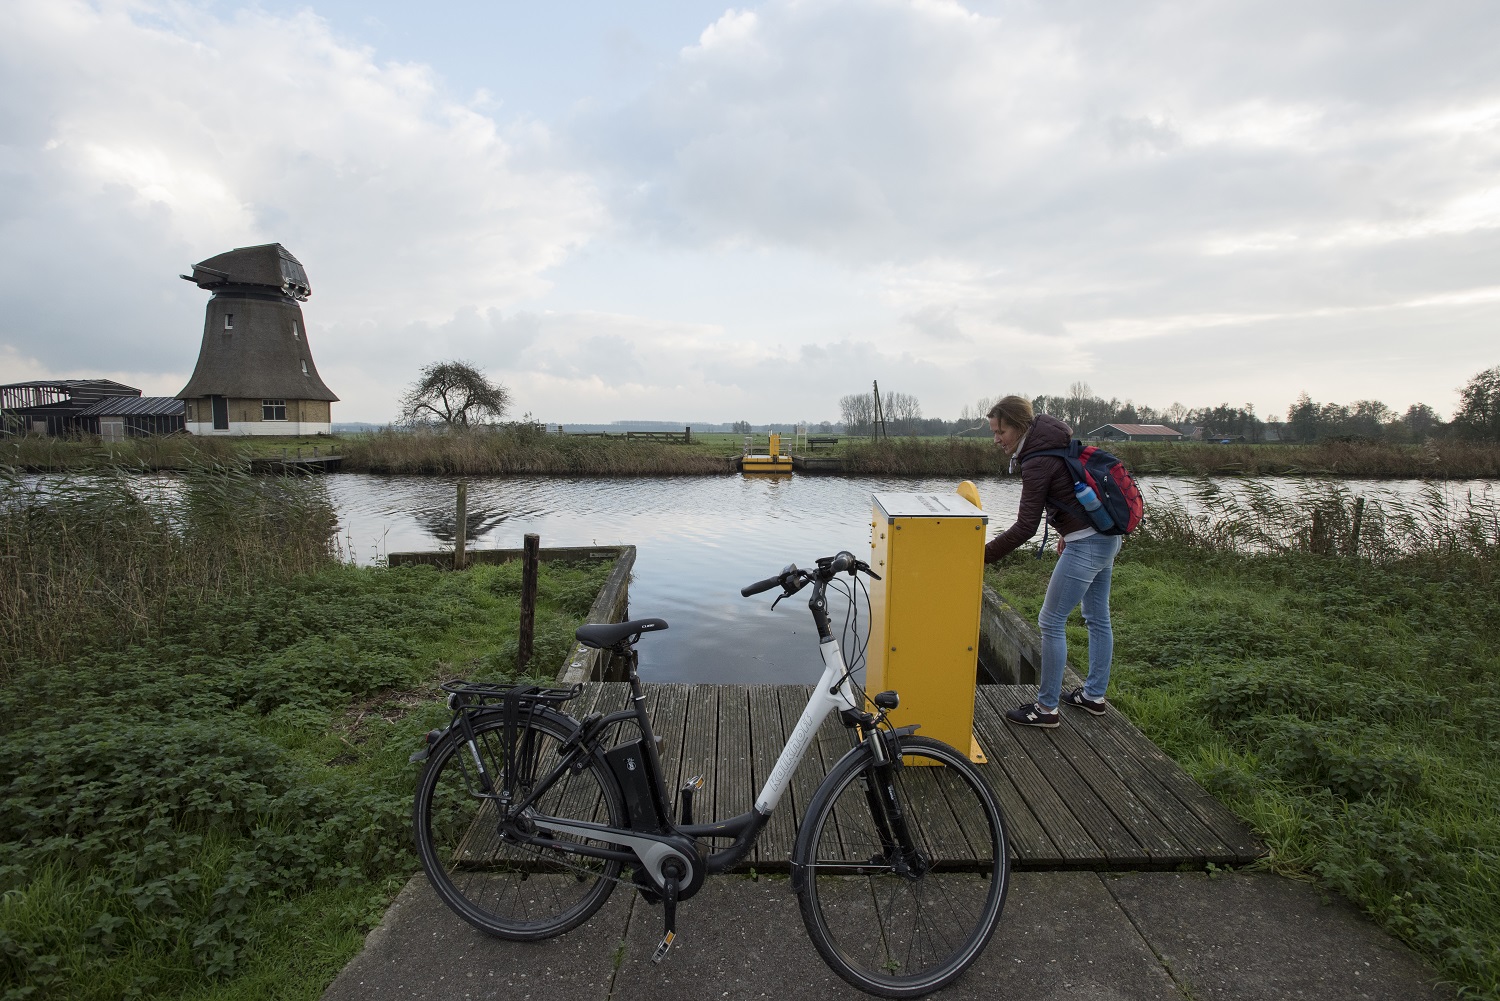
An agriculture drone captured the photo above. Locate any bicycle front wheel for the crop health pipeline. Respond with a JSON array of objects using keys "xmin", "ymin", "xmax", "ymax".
[
  {"xmin": 792, "ymin": 734, "xmax": 1010, "ymax": 998},
  {"xmin": 413, "ymin": 712, "xmax": 626, "ymax": 940}
]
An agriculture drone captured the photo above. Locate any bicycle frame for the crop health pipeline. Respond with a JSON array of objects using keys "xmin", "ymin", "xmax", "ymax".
[{"xmin": 497, "ymin": 588, "xmax": 868, "ymax": 884}]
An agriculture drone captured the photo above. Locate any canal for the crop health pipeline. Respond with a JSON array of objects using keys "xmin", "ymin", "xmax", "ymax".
[{"xmin": 324, "ymin": 473, "xmax": 1495, "ymax": 684}]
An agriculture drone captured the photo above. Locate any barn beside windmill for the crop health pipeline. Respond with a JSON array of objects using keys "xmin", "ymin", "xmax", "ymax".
[{"xmin": 176, "ymin": 244, "xmax": 338, "ymax": 435}]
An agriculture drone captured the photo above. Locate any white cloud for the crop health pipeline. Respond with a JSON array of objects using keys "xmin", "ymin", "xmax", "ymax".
[
  {"xmin": 3, "ymin": 0, "xmax": 1499, "ymax": 423},
  {"xmin": 0, "ymin": 0, "xmax": 601, "ymax": 414}
]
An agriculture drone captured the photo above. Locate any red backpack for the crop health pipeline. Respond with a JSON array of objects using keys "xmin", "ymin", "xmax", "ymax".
[{"xmin": 1022, "ymin": 440, "xmax": 1144, "ymax": 535}]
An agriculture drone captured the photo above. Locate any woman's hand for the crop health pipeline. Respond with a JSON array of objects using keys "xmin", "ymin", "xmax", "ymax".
[{"xmin": 1056, "ymin": 538, "xmax": 1066, "ymax": 555}]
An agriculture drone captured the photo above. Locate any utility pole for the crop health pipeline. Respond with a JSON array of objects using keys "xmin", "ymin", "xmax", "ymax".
[{"xmin": 872, "ymin": 380, "xmax": 888, "ymax": 441}]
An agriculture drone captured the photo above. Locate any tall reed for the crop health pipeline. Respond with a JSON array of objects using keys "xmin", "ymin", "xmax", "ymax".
[
  {"xmin": 0, "ymin": 465, "xmax": 337, "ymax": 675},
  {"xmin": 1138, "ymin": 477, "xmax": 1499, "ymax": 572},
  {"xmin": 1, "ymin": 434, "xmax": 242, "ymax": 472}
]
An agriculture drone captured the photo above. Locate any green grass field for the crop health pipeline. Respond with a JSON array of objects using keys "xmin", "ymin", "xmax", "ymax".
[{"xmin": 985, "ymin": 487, "xmax": 1500, "ymax": 998}]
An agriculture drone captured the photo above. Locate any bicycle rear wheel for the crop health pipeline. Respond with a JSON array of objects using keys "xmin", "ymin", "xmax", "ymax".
[
  {"xmin": 413, "ymin": 712, "xmax": 626, "ymax": 940},
  {"xmin": 792, "ymin": 734, "xmax": 1009, "ymax": 998}
]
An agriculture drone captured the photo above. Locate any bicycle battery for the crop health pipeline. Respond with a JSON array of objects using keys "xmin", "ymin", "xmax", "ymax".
[{"xmin": 605, "ymin": 739, "xmax": 667, "ymax": 832}]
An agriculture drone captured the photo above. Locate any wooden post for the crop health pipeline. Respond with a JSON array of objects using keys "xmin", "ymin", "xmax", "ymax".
[
  {"xmin": 685, "ymin": 425, "xmax": 692, "ymax": 443},
  {"xmin": 519, "ymin": 533, "xmax": 540, "ymax": 671},
  {"xmin": 1310, "ymin": 508, "xmax": 1328, "ymax": 555},
  {"xmin": 1350, "ymin": 496, "xmax": 1365, "ymax": 557},
  {"xmin": 454, "ymin": 481, "xmax": 467, "ymax": 570}
]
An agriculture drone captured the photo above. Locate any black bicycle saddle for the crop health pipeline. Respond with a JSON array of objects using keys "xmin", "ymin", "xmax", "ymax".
[{"xmin": 575, "ymin": 617, "xmax": 669, "ymax": 650}]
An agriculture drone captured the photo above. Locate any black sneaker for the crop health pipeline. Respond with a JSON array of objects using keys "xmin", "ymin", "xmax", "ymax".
[
  {"xmin": 1063, "ymin": 687, "xmax": 1107, "ymax": 716},
  {"xmin": 1005, "ymin": 702, "xmax": 1060, "ymax": 728}
]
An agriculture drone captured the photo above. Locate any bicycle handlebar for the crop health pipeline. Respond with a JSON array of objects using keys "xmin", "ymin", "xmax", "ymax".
[
  {"xmin": 741, "ymin": 573, "xmax": 788, "ymax": 597},
  {"xmin": 740, "ymin": 551, "xmax": 880, "ymax": 599}
]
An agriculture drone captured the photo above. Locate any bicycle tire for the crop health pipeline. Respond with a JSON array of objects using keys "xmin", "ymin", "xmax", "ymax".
[
  {"xmin": 413, "ymin": 711, "xmax": 626, "ymax": 940},
  {"xmin": 792, "ymin": 734, "xmax": 1010, "ymax": 998}
]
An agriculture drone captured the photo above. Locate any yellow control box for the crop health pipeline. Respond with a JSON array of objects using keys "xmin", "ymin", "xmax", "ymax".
[{"xmin": 866, "ymin": 491, "xmax": 988, "ymax": 762}]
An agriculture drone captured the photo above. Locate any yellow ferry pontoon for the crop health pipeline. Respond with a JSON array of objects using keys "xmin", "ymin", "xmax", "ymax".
[{"xmin": 740, "ymin": 432, "xmax": 793, "ymax": 474}]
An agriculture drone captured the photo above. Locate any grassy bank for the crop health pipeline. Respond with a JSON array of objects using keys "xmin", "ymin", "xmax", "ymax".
[
  {"xmin": 1109, "ymin": 438, "xmax": 1500, "ymax": 478},
  {"xmin": 337, "ymin": 425, "xmax": 735, "ymax": 475},
  {"xmin": 985, "ymin": 485, "xmax": 1500, "ymax": 998},
  {"xmin": 11, "ymin": 431, "xmax": 1500, "ymax": 479},
  {"xmin": 0, "ymin": 472, "xmax": 614, "ymax": 1000}
]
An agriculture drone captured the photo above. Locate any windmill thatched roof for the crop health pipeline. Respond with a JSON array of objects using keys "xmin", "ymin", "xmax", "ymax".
[{"xmin": 181, "ymin": 243, "xmax": 311, "ymax": 300}]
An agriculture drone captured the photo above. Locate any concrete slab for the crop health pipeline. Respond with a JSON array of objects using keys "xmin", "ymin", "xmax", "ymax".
[
  {"xmin": 321, "ymin": 875, "xmax": 630, "ymax": 1001},
  {"xmin": 612, "ymin": 871, "xmax": 1182, "ymax": 1001},
  {"xmin": 612, "ymin": 874, "xmax": 856, "ymax": 1000},
  {"xmin": 964, "ymin": 871, "xmax": 1184, "ymax": 1001},
  {"xmin": 1105, "ymin": 871, "xmax": 1455, "ymax": 1001},
  {"xmin": 322, "ymin": 869, "xmax": 1454, "ymax": 1001}
]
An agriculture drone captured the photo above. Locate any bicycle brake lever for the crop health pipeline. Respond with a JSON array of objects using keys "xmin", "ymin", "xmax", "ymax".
[{"xmin": 770, "ymin": 592, "xmax": 785, "ymax": 610}]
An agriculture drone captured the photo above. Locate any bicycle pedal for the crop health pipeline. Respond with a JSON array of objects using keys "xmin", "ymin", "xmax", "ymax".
[
  {"xmin": 651, "ymin": 930, "xmax": 675, "ymax": 963},
  {"xmin": 681, "ymin": 774, "xmax": 704, "ymax": 792}
]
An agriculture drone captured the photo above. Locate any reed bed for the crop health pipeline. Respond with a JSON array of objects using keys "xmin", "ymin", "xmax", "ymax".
[
  {"xmin": 988, "ymin": 481, "xmax": 1500, "ymax": 998},
  {"xmin": 839, "ymin": 437, "xmax": 1001, "ymax": 476},
  {"xmin": 338, "ymin": 425, "xmax": 736, "ymax": 475},
  {"xmin": 0, "ymin": 466, "xmax": 338, "ymax": 675},
  {"xmin": 1, "ymin": 434, "xmax": 244, "ymax": 472},
  {"xmin": 1112, "ymin": 438, "xmax": 1500, "ymax": 478}
]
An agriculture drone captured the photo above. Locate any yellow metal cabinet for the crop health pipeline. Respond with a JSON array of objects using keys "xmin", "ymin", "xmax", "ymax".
[{"xmin": 867, "ymin": 492, "xmax": 988, "ymax": 762}]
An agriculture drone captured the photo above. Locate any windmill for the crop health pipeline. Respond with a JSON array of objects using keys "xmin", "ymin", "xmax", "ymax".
[{"xmin": 176, "ymin": 244, "xmax": 338, "ymax": 434}]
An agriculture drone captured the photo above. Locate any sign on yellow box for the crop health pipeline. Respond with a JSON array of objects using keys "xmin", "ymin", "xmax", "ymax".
[{"xmin": 866, "ymin": 489, "xmax": 989, "ymax": 763}]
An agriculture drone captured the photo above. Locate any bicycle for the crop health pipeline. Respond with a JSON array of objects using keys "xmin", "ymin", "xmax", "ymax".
[{"xmin": 411, "ymin": 550, "xmax": 1010, "ymax": 998}]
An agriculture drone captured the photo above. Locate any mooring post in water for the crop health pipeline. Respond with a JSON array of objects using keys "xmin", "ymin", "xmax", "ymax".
[
  {"xmin": 519, "ymin": 533, "xmax": 540, "ymax": 670},
  {"xmin": 454, "ymin": 481, "xmax": 468, "ymax": 570},
  {"xmin": 1350, "ymin": 496, "xmax": 1365, "ymax": 557}
]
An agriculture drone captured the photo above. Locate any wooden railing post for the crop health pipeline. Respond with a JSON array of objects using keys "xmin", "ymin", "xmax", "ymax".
[
  {"xmin": 454, "ymin": 480, "xmax": 467, "ymax": 570},
  {"xmin": 519, "ymin": 533, "xmax": 540, "ymax": 671}
]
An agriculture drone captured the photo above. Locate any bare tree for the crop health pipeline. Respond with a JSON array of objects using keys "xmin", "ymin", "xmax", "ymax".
[
  {"xmin": 839, "ymin": 392, "xmax": 874, "ymax": 433},
  {"xmin": 399, "ymin": 360, "xmax": 511, "ymax": 427},
  {"xmin": 880, "ymin": 391, "xmax": 922, "ymax": 434}
]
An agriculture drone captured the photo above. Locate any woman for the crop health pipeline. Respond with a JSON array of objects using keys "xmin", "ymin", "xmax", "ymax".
[{"xmin": 984, "ymin": 395, "xmax": 1122, "ymax": 727}]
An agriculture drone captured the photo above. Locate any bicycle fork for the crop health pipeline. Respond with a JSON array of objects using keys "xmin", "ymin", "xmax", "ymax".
[{"xmin": 858, "ymin": 732, "xmax": 927, "ymax": 878}]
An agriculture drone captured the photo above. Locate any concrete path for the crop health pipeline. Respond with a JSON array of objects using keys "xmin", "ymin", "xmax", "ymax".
[{"xmin": 323, "ymin": 869, "xmax": 1453, "ymax": 1001}]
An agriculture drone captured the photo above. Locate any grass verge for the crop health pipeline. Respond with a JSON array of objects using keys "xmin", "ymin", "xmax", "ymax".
[{"xmin": 985, "ymin": 484, "xmax": 1499, "ymax": 999}]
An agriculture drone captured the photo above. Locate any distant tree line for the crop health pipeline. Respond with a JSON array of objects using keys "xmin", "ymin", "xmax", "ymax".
[{"xmin": 829, "ymin": 365, "xmax": 1500, "ymax": 443}]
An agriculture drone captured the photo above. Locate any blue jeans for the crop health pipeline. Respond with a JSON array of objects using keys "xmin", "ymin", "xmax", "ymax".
[{"xmin": 1036, "ymin": 533, "xmax": 1123, "ymax": 709}]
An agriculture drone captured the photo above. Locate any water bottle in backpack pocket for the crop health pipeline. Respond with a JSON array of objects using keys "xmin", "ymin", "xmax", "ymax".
[{"xmin": 1072, "ymin": 481, "xmax": 1116, "ymax": 532}]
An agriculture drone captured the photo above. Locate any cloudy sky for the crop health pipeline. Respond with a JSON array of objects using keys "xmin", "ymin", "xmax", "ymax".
[{"xmin": 2, "ymin": 0, "xmax": 1497, "ymax": 424}]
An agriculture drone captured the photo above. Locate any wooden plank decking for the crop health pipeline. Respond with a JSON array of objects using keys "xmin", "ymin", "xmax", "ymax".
[{"xmin": 585, "ymin": 682, "xmax": 1263, "ymax": 871}]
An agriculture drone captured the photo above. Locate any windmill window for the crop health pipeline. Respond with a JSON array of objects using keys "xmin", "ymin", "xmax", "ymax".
[
  {"xmin": 224, "ymin": 314, "xmax": 234, "ymax": 330},
  {"xmin": 262, "ymin": 399, "xmax": 287, "ymax": 421},
  {"xmin": 301, "ymin": 361, "xmax": 308, "ymax": 376},
  {"xmin": 292, "ymin": 322, "xmax": 299, "ymax": 339}
]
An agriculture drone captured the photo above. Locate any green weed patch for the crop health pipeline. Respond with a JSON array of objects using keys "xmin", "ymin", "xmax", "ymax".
[
  {"xmin": 0, "ymin": 559, "xmax": 613, "ymax": 1000},
  {"xmin": 985, "ymin": 490, "xmax": 1500, "ymax": 998}
]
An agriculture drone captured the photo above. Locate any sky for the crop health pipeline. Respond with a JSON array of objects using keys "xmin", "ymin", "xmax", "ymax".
[{"xmin": 2, "ymin": 0, "xmax": 1497, "ymax": 425}]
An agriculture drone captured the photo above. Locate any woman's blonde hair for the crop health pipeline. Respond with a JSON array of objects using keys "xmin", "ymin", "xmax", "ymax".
[{"xmin": 987, "ymin": 395, "xmax": 1034, "ymax": 431}]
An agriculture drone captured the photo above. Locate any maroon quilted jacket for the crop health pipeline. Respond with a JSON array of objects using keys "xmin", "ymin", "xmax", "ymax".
[{"xmin": 983, "ymin": 413, "xmax": 1091, "ymax": 563}]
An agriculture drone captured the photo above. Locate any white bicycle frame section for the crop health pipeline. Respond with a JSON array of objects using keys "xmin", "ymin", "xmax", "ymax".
[{"xmin": 753, "ymin": 637, "xmax": 861, "ymax": 816}]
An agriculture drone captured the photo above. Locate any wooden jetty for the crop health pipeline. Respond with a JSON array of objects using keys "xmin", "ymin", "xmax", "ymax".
[
  {"xmin": 247, "ymin": 453, "xmax": 343, "ymax": 474},
  {"xmin": 579, "ymin": 681, "xmax": 1263, "ymax": 871}
]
